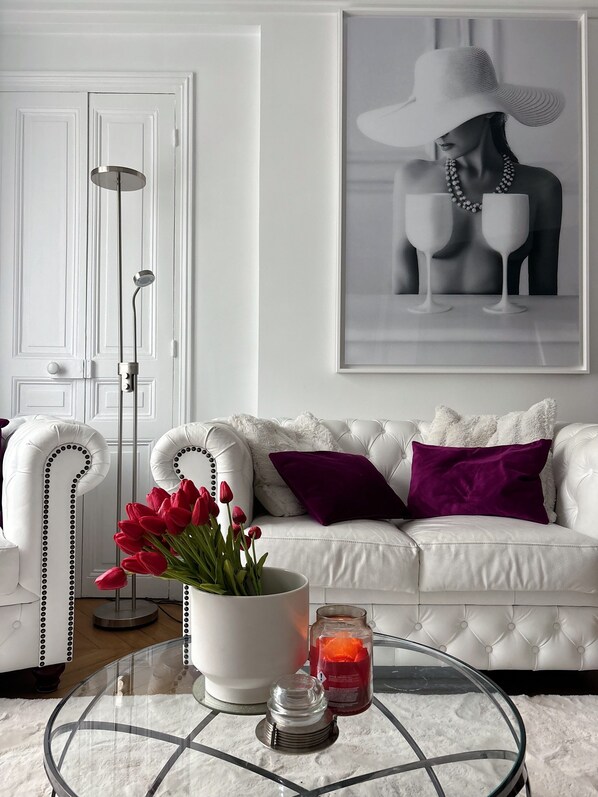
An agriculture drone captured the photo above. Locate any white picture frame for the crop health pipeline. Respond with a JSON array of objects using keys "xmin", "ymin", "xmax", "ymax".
[{"xmin": 337, "ymin": 10, "xmax": 588, "ymax": 373}]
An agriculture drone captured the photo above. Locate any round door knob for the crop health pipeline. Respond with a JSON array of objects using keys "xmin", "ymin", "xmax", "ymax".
[{"xmin": 47, "ymin": 361, "xmax": 60, "ymax": 375}]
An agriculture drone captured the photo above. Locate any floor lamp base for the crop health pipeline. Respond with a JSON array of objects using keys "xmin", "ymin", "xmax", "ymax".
[{"xmin": 93, "ymin": 599, "xmax": 159, "ymax": 629}]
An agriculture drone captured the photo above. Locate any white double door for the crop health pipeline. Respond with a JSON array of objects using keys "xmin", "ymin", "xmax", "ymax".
[{"xmin": 0, "ymin": 88, "xmax": 178, "ymax": 597}]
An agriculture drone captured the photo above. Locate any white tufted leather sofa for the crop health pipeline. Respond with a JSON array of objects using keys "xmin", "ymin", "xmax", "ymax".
[
  {"xmin": 0, "ymin": 416, "xmax": 109, "ymax": 688},
  {"xmin": 151, "ymin": 419, "xmax": 598, "ymax": 672}
]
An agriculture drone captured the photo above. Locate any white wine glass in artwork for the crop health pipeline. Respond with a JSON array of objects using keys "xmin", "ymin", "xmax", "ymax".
[
  {"xmin": 482, "ymin": 193, "xmax": 530, "ymax": 314},
  {"xmin": 405, "ymin": 193, "xmax": 453, "ymax": 314}
]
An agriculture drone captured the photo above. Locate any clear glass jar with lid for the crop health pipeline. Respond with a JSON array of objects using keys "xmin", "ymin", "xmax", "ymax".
[{"xmin": 309, "ymin": 604, "xmax": 373, "ymax": 715}]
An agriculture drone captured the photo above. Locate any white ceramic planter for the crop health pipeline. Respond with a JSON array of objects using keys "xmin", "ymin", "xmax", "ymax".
[{"xmin": 190, "ymin": 567, "xmax": 309, "ymax": 705}]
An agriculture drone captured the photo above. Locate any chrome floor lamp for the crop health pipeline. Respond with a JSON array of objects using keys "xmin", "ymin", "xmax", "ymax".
[{"xmin": 90, "ymin": 165, "xmax": 158, "ymax": 629}]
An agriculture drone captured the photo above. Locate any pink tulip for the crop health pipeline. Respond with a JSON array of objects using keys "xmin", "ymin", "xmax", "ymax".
[
  {"xmin": 158, "ymin": 501, "xmax": 182, "ymax": 535},
  {"xmin": 126, "ymin": 502, "xmax": 155, "ymax": 522},
  {"xmin": 169, "ymin": 506, "xmax": 192, "ymax": 528},
  {"xmin": 232, "ymin": 523, "xmax": 242, "ymax": 538},
  {"xmin": 191, "ymin": 495, "xmax": 210, "ymax": 526},
  {"xmin": 95, "ymin": 566, "xmax": 128, "ymax": 590},
  {"xmin": 146, "ymin": 486, "xmax": 170, "ymax": 512},
  {"xmin": 232, "ymin": 505, "xmax": 246, "ymax": 525},
  {"xmin": 180, "ymin": 479, "xmax": 200, "ymax": 504},
  {"xmin": 139, "ymin": 515, "xmax": 168, "ymax": 535},
  {"xmin": 138, "ymin": 551, "xmax": 168, "ymax": 576},
  {"xmin": 117, "ymin": 520, "xmax": 145, "ymax": 540},
  {"xmin": 158, "ymin": 495, "xmax": 172, "ymax": 513},
  {"xmin": 121, "ymin": 554, "xmax": 150, "ymax": 575},
  {"xmin": 158, "ymin": 498, "xmax": 191, "ymax": 534},
  {"xmin": 114, "ymin": 532, "xmax": 145, "ymax": 555},
  {"xmin": 219, "ymin": 481, "xmax": 233, "ymax": 504},
  {"xmin": 172, "ymin": 489, "xmax": 190, "ymax": 511},
  {"xmin": 247, "ymin": 525, "xmax": 262, "ymax": 540},
  {"xmin": 200, "ymin": 486, "xmax": 220, "ymax": 518}
]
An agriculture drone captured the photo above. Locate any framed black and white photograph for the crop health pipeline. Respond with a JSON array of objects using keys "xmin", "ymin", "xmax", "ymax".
[{"xmin": 338, "ymin": 11, "xmax": 588, "ymax": 372}]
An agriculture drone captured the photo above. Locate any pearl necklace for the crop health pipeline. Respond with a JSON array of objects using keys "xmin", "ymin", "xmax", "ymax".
[{"xmin": 445, "ymin": 154, "xmax": 515, "ymax": 213}]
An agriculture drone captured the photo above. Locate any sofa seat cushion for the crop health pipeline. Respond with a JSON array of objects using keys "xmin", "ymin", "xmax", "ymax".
[
  {"xmin": 401, "ymin": 515, "xmax": 598, "ymax": 594},
  {"xmin": 0, "ymin": 531, "xmax": 19, "ymax": 595},
  {"xmin": 255, "ymin": 514, "xmax": 420, "ymax": 593}
]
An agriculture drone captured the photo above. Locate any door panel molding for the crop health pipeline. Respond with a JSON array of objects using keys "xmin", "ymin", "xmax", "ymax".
[
  {"xmin": 90, "ymin": 378, "xmax": 156, "ymax": 423},
  {"xmin": 13, "ymin": 378, "xmax": 75, "ymax": 417},
  {"xmin": 14, "ymin": 107, "xmax": 82, "ymax": 358}
]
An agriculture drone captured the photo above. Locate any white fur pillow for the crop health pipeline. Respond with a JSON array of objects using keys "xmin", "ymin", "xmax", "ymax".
[
  {"xmin": 425, "ymin": 399, "xmax": 557, "ymax": 522},
  {"xmin": 228, "ymin": 412, "xmax": 340, "ymax": 516}
]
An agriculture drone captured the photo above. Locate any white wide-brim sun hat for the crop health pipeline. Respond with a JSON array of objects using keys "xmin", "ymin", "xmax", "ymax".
[{"xmin": 357, "ymin": 46, "xmax": 565, "ymax": 148}]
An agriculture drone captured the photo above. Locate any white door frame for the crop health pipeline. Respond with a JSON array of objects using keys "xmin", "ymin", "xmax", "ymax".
[{"xmin": 0, "ymin": 70, "xmax": 193, "ymax": 426}]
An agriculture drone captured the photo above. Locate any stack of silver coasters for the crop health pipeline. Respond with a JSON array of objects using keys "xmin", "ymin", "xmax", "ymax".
[{"xmin": 255, "ymin": 673, "xmax": 338, "ymax": 754}]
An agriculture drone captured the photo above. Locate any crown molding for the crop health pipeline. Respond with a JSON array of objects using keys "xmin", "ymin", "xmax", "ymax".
[
  {"xmin": 0, "ymin": 0, "xmax": 593, "ymax": 13},
  {"xmin": 0, "ymin": 1, "xmax": 593, "ymax": 35}
]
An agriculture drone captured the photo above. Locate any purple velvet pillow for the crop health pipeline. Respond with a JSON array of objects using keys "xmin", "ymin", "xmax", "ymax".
[
  {"xmin": 0, "ymin": 418, "xmax": 9, "ymax": 527},
  {"xmin": 407, "ymin": 439, "xmax": 551, "ymax": 524},
  {"xmin": 269, "ymin": 450, "xmax": 408, "ymax": 526}
]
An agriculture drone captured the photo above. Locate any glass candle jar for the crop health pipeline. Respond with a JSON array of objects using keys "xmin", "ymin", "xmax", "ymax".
[
  {"xmin": 309, "ymin": 605, "xmax": 373, "ymax": 716},
  {"xmin": 255, "ymin": 672, "xmax": 339, "ymax": 754}
]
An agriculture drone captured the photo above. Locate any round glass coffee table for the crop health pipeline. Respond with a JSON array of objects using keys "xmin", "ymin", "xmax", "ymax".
[{"xmin": 44, "ymin": 634, "xmax": 529, "ymax": 796}]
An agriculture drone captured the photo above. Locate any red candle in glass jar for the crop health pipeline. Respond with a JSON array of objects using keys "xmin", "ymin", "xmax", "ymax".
[{"xmin": 310, "ymin": 607, "xmax": 373, "ymax": 716}]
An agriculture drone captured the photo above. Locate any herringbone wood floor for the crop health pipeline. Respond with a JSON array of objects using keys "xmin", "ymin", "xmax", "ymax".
[{"xmin": 0, "ymin": 598, "xmax": 183, "ymax": 699}]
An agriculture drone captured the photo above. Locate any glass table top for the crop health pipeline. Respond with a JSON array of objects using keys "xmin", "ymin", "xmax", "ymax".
[{"xmin": 44, "ymin": 634, "xmax": 528, "ymax": 797}]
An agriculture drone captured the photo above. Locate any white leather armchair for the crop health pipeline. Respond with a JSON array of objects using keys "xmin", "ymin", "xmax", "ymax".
[{"xmin": 0, "ymin": 416, "xmax": 109, "ymax": 690}]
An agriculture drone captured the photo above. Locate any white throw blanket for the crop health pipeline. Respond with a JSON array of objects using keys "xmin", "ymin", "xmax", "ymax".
[
  {"xmin": 228, "ymin": 412, "xmax": 340, "ymax": 516},
  {"xmin": 424, "ymin": 399, "xmax": 557, "ymax": 522}
]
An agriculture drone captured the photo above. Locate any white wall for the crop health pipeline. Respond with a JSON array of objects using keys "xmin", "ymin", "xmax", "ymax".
[{"xmin": 1, "ymin": 1, "xmax": 597, "ymax": 425}]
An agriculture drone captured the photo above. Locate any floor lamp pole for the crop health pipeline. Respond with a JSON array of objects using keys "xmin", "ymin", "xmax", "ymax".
[
  {"xmin": 130, "ymin": 269, "xmax": 156, "ymax": 609},
  {"xmin": 90, "ymin": 165, "xmax": 158, "ymax": 630},
  {"xmin": 115, "ymin": 171, "xmax": 123, "ymax": 615}
]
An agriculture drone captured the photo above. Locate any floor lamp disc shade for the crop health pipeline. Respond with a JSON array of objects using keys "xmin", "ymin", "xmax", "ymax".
[
  {"xmin": 90, "ymin": 165, "xmax": 146, "ymax": 192},
  {"xmin": 91, "ymin": 164, "xmax": 158, "ymax": 630}
]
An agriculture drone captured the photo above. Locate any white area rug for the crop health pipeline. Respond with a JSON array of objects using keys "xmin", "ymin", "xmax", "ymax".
[{"xmin": 0, "ymin": 694, "xmax": 597, "ymax": 796}]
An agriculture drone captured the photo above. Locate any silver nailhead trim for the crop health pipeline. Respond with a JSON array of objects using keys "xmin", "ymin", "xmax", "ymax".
[
  {"xmin": 173, "ymin": 446, "xmax": 217, "ymax": 666},
  {"xmin": 40, "ymin": 445, "xmax": 91, "ymax": 666}
]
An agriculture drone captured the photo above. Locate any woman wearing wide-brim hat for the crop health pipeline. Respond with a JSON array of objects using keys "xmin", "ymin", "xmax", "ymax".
[{"xmin": 357, "ymin": 46, "xmax": 564, "ymax": 296}]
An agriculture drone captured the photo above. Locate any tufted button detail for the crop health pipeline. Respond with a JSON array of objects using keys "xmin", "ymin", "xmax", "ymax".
[
  {"xmin": 460, "ymin": 621, "xmax": 468, "ymax": 629},
  {"xmin": 578, "ymin": 646, "xmax": 585, "ymax": 654},
  {"xmin": 439, "ymin": 645, "xmax": 446, "ymax": 653},
  {"xmin": 12, "ymin": 620, "xmax": 21, "ymax": 629},
  {"xmin": 553, "ymin": 622, "xmax": 561, "ymax": 630},
  {"xmin": 531, "ymin": 646, "xmax": 539, "ymax": 654},
  {"xmin": 485, "ymin": 645, "xmax": 492, "ymax": 653},
  {"xmin": 507, "ymin": 623, "xmax": 516, "ymax": 631},
  {"xmin": 414, "ymin": 622, "xmax": 422, "ymax": 631}
]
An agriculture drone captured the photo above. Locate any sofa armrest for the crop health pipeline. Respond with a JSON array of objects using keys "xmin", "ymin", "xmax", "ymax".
[
  {"xmin": 150, "ymin": 422, "xmax": 255, "ymax": 520},
  {"xmin": 2, "ymin": 418, "xmax": 109, "ymax": 667},
  {"xmin": 553, "ymin": 423, "xmax": 598, "ymax": 539}
]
